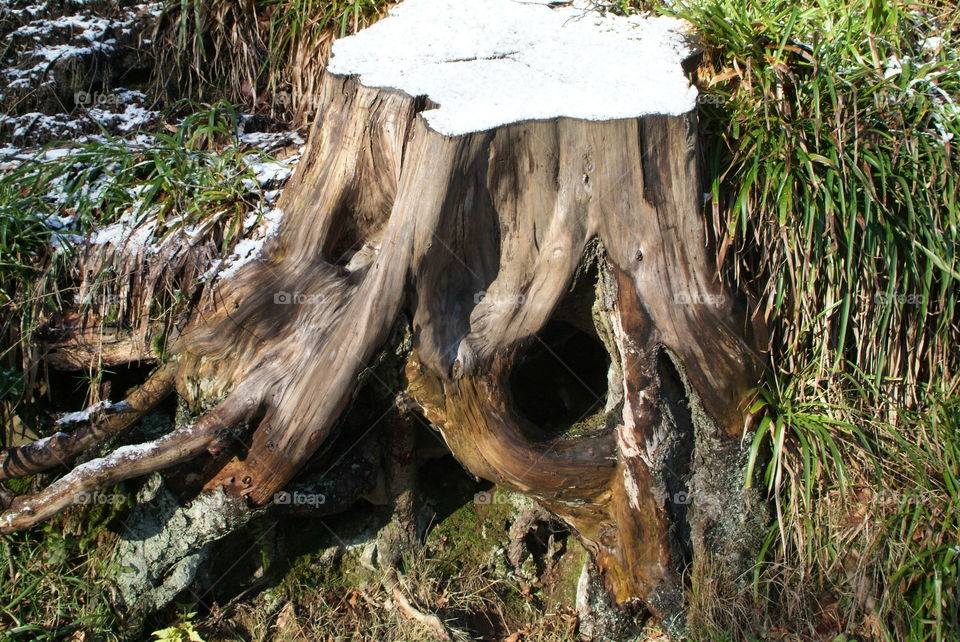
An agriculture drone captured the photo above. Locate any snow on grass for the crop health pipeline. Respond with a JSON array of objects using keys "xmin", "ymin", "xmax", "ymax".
[
  {"xmin": 2, "ymin": 4, "xmax": 49, "ymax": 18},
  {"xmin": 329, "ymin": 0, "xmax": 699, "ymax": 136},
  {"xmin": 0, "ymin": 145, "xmax": 21, "ymax": 162},
  {"xmin": 85, "ymin": 99, "xmax": 159, "ymax": 133},
  {"xmin": 11, "ymin": 14, "xmax": 112, "ymax": 41},
  {"xmin": 4, "ymin": 123, "xmax": 303, "ymax": 264},
  {"xmin": 89, "ymin": 218, "xmax": 147, "ymax": 251},
  {"xmin": 238, "ymin": 130, "xmax": 305, "ymax": 151},
  {"xmin": 0, "ymin": 111, "xmax": 81, "ymax": 139},
  {"xmin": 215, "ymin": 207, "xmax": 285, "ymax": 280},
  {"xmin": 0, "ymin": 0, "xmax": 303, "ymax": 284},
  {"xmin": 0, "ymin": 90, "xmax": 159, "ymax": 144},
  {"xmin": 242, "ymin": 157, "xmax": 296, "ymax": 190},
  {"xmin": 921, "ymin": 36, "xmax": 945, "ymax": 53}
]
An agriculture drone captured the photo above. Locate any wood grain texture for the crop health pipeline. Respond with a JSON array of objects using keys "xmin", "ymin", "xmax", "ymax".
[{"xmin": 0, "ymin": 70, "xmax": 767, "ymax": 628}]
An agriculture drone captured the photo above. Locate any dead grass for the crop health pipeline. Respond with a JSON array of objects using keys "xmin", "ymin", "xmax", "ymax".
[{"xmin": 152, "ymin": 0, "xmax": 393, "ymax": 123}]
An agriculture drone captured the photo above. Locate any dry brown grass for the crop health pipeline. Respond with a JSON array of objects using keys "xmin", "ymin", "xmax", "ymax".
[{"xmin": 152, "ymin": 0, "xmax": 394, "ymax": 123}]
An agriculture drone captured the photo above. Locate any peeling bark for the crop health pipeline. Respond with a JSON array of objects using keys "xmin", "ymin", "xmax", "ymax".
[{"xmin": 115, "ymin": 473, "xmax": 252, "ymax": 611}]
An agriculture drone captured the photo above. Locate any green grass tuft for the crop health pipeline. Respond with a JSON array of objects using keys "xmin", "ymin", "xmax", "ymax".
[{"xmin": 654, "ymin": 0, "xmax": 960, "ymax": 637}]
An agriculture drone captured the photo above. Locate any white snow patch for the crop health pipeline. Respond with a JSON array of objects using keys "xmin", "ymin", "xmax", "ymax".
[
  {"xmin": 34, "ymin": 42, "xmax": 109, "ymax": 61},
  {"xmin": 216, "ymin": 207, "xmax": 284, "ymax": 279},
  {"xmin": 41, "ymin": 146, "xmax": 77, "ymax": 160},
  {"xmin": 238, "ymin": 130, "xmax": 305, "ymax": 150},
  {"xmin": 50, "ymin": 231, "xmax": 84, "ymax": 253},
  {"xmin": 32, "ymin": 432, "xmax": 69, "ymax": 447},
  {"xmin": 884, "ymin": 55, "xmax": 905, "ymax": 79},
  {"xmin": 84, "ymin": 223, "xmax": 132, "ymax": 254},
  {"xmin": 86, "ymin": 99, "xmax": 159, "ymax": 133},
  {"xmin": 933, "ymin": 101, "xmax": 958, "ymax": 145},
  {"xmin": 89, "ymin": 209, "xmax": 155, "ymax": 253},
  {"xmin": 0, "ymin": 112, "xmax": 83, "ymax": 140},
  {"xmin": 328, "ymin": 0, "xmax": 698, "ymax": 136},
  {"xmin": 243, "ymin": 157, "xmax": 296, "ymax": 189},
  {"xmin": 41, "ymin": 212, "xmax": 77, "ymax": 231},
  {"xmin": 921, "ymin": 36, "xmax": 945, "ymax": 53},
  {"xmin": 11, "ymin": 14, "xmax": 112, "ymax": 42},
  {"xmin": 56, "ymin": 400, "xmax": 130, "ymax": 425}
]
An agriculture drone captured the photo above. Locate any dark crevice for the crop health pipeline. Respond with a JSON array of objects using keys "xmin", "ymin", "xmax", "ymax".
[
  {"xmin": 510, "ymin": 320, "xmax": 610, "ymax": 436},
  {"xmin": 658, "ymin": 350, "xmax": 695, "ymax": 568},
  {"xmin": 509, "ymin": 245, "xmax": 617, "ymax": 440}
]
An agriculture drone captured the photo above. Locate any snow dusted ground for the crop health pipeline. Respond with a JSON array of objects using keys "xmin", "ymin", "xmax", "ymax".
[
  {"xmin": 0, "ymin": 130, "xmax": 305, "ymax": 300},
  {"xmin": 0, "ymin": 88, "xmax": 160, "ymax": 149},
  {"xmin": 0, "ymin": 0, "xmax": 164, "ymax": 144},
  {"xmin": 207, "ymin": 141, "xmax": 300, "ymax": 283},
  {"xmin": 0, "ymin": 0, "xmax": 308, "ymax": 287},
  {"xmin": 78, "ymin": 125, "xmax": 304, "ymax": 288}
]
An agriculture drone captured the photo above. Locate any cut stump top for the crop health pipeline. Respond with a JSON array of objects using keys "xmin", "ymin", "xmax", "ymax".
[{"xmin": 328, "ymin": 0, "xmax": 698, "ymax": 136}]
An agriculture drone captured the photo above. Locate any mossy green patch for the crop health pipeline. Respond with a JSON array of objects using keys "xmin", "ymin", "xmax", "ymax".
[
  {"xmin": 546, "ymin": 537, "xmax": 588, "ymax": 609},
  {"xmin": 426, "ymin": 492, "xmax": 516, "ymax": 569}
]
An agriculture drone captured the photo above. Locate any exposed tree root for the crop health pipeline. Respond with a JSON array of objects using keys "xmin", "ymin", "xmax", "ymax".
[
  {"xmin": 383, "ymin": 566, "xmax": 455, "ymax": 642},
  {"xmin": 0, "ymin": 396, "xmax": 253, "ymax": 532},
  {"xmin": 0, "ymin": 363, "xmax": 177, "ymax": 480}
]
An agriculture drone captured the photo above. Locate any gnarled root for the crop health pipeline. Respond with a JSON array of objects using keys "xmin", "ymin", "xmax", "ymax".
[
  {"xmin": 0, "ymin": 362, "xmax": 177, "ymax": 480},
  {"xmin": 0, "ymin": 395, "xmax": 253, "ymax": 533}
]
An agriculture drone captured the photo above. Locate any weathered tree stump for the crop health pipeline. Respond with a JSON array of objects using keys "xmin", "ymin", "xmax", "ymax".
[{"xmin": 0, "ymin": 0, "xmax": 766, "ymax": 632}]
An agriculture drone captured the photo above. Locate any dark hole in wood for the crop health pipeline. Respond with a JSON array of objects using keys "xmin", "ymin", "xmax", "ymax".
[
  {"xmin": 509, "ymin": 320, "xmax": 610, "ymax": 435},
  {"xmin": 658, "ymin": 352, "xmax": 695, "ymax": 567}
]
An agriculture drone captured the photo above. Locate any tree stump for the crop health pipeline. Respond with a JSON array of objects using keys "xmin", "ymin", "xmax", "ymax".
[{"xmin": 0, "ymin": 0, "xmax": 767, "ymax": 631}]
